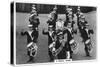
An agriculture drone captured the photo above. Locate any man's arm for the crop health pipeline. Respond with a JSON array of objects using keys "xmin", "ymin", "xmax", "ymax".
[
  {"xmin": 89, "ymin": 29, "xmax": 94, "ymax": 35},
  {"xmin": 46, "ymin": 20, "xmax": 50, "ymax": 24},
  {"xmin": 21, "ymin": 30, "xmax": 27, "ymax": 36}
]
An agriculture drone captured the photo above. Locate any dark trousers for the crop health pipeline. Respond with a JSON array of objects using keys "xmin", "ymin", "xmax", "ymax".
[
  {"xmin": 48, "ymin": 49, "xmax": 54, "ymax": 61},
  {"xmin": 65, "ymin": 43, "xmax": 72, "ymax": 58},
  {"xmin": 84, "ymin": 46, "xmax": 90, "ymax": 56},
  {"xmin": 57, "ymin": 49, "xmax": 66, "ymax": 59},
  {"xmin": 84, "ymin": 42, "xmax": 91, "ymax": 56},
  {"xmin": 33, "ymin": 30, "xmax": 39, "ymax": 43}
]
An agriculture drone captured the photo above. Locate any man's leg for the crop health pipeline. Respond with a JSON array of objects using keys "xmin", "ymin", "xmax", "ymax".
[
  {"xmin": 33, "ymin": 31, "xmax": 39, "ymax": 43},
  {"xmin": 84, "ymin": 44, "xmax": 90, "ymax": 57},
  {"xmin": 48, "ymin": 49, "xmax": 54, "ymax": 62}
]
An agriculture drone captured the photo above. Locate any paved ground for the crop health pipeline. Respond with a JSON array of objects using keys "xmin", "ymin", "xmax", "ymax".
[{"xmin": 16, "ymin": 11, "xmax": 96, "ymax": 64}]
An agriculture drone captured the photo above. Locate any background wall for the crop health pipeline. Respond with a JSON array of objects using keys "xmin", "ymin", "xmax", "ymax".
[{"xmin": 16, "ymin": 3, "xmax": 96, "ymax": 13}]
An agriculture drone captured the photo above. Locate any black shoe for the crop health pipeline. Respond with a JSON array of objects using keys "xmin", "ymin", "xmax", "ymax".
[
  {"xmin": 86, "ymin": 54, "xmax": 91, "ymax": 57},
  {"xmin": 50, "ymin": 60, "xmax": 53, "ymax": 62},
  {"xmin": 27, "ymin": 56, "xmax": 34, "ymax": 63},
  {"xmin": 70, "ymin": 51, "xmax": 73, "ymax": 54},
  {"xmin": 50, "ymin": 58, "xmax": 54, "ymax": 62}
]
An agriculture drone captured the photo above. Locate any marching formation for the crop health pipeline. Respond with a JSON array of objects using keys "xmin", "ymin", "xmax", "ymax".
[{"xmin": 21, "ymin": 5, "xmax": 94, "ymax": 62}]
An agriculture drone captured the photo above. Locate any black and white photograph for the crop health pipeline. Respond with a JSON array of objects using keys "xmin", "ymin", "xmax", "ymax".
[{"xmin": 11, "ymin": 2, "xmax": 96, "ymax": 65}]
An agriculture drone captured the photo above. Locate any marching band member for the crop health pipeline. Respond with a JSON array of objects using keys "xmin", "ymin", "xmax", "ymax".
[
  {"xmin": 21, "ymin": 24, "xmax": 38, "ymax": 62},
  {"xmin": 42, "ymin": 26, "xmax": 56, "ymax": 61},
  {"xmin": 63, "ymin": 22, "xmax": 77, "ymax": 59},
  {"xmin": 78, "ymin": 15, "xmax": 94, "ymax": 56},
  {"xmin": 54, "ymin": 31, "xmax": 66, "ymax": 59}
]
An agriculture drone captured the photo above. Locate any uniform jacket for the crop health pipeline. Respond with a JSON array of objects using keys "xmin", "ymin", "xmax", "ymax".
[
  {"xmin": 21, "ymin": 30, "xmax": 38, "ymax": 44},
  {"xmin": 63, "ymin": 29, "xmax": 73, "ymax": 51},
  {"xmin": 42, "ymin": 30, "xmax": 56, "ymax": 45}
]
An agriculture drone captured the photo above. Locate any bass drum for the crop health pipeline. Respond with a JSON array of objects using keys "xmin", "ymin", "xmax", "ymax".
[
  {"xmin": 27, "ymin": 42, "xmax": 38, "ymax": 57},
  {"xmin": 69, "ymin": 39, "xmax": 78, "ymax": 54},
  {"xmin": 85, "ymin": 39, "xmax": 93, "ymax": 53},
  {"xmin": 72, "ymin": 42, "xmax": 79, "ymax": 54}
]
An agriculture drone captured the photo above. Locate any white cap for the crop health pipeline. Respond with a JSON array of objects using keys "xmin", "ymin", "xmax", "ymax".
[
  {"xmin": 28, "ymin": 24, "xmax": 33, "ymax": 27},
  {"xmin": 80, "ymin": 15, "xmax": 85, "ymax": 19},
  {"xmin": 49, "ymin": 25, "xmax": 53, "ymax": 28},
  {"xmin": 32, "ymin": 7, "xmax": 36, "ymax": 10}
]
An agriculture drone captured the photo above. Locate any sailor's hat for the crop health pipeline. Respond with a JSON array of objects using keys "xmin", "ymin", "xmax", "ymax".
[{"xmin": 28, "ymin": 24, "xmax": 33, "ymax": 28}]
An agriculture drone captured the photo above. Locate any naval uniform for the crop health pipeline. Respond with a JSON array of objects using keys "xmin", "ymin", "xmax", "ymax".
[
  {"xmin": 29, "ymin": 17, "xmax": 40, "ymax": 43},
  {"xmin": 42, "ymin": 30, "xmax": 56, "ymax": 61},
  {"xmin": 63, "ymin": 28, "xmax": 75, "ymax": 58},
  {"xmin": 78, "ymin": 21, "xmax": 94, "ymax": 56}
]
